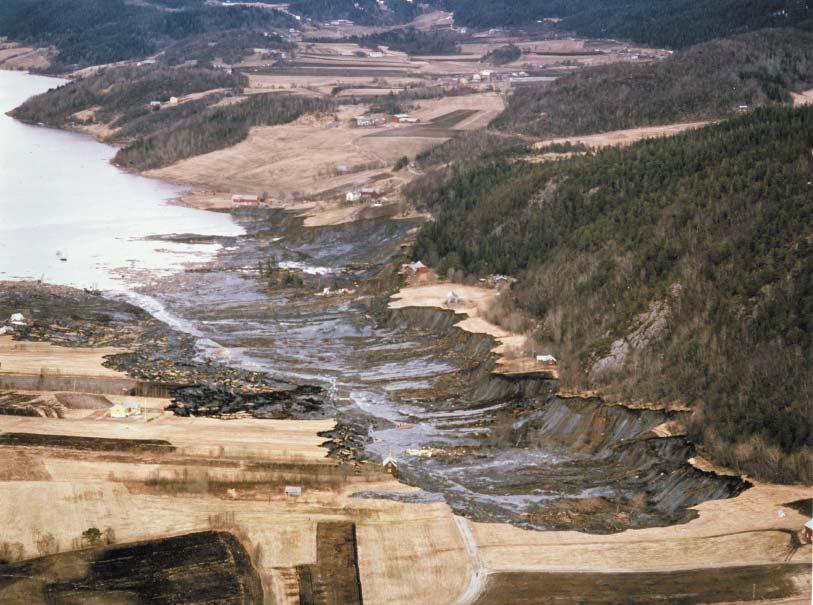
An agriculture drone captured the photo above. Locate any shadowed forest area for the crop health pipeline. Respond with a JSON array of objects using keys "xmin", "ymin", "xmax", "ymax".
[
  {"xmin": 442, "ymin": 0, "xmax": 812, "ymax": 48},
  {"xmin": 0, "ymin": 0, "xmax": 296, "ymax": 71},
  {"xmin": 493, "ymin": 29, "xmax": 813, "ymax": 136}
]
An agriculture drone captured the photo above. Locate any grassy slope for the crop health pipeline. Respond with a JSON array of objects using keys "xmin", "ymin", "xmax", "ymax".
[
  {"xmin": 493, "ymin": 29, "xmax": 813, "ymax": 138},
  {"xmin": 412, "ymin": 106, "xmax": 813, "ymax": 482},
  {"xmin": 112, "ymin": 93, "xmax": 334, "ymax": 171}
]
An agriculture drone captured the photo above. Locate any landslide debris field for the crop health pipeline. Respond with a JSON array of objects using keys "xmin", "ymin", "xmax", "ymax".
[
  {"xmin": 0, "ymin": 208, "xmax": 809, "ymax": 605},
  {"xmin": 0, "ymin": 282, "xmax": 332, "ymax": 420},
  {"xmin": 111, "ymin": 208, "xmax": 750, "ymax": 533}
]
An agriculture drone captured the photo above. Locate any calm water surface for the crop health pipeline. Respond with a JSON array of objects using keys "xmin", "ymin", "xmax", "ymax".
[{"xmin": 0, "ymin": 70, "xmax": 242, "ymax": 290}]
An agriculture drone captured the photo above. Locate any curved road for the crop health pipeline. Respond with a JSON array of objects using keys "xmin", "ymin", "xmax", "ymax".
[{"xmin": 453, "ymin": 516, "xmax": 489, "ymax": 605}]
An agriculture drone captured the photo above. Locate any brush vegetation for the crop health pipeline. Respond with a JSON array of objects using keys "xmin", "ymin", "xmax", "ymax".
[
  {"xmin": 482, "ymin": 44, "xmax": 522, "ymax": 66},
  {"xmin": 160, "ymin": 30, "xmax": 294, "ymax": 66},
  {"xmin": 411, "ymin": 106, "xmax": 813, "ymax": 482}
]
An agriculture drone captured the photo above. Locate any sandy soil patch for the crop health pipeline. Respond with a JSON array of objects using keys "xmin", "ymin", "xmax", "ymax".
[
  {"xmin": 0, "ymin": 414, "xmax": 334, "ymax": 461},
  {"xmin": 389, "ymin": 279, "xmax": 557, "ymax": 378},
  {"xmin": 68, "ymin": 106, "xmax": 119, "ymax": 140},
  {"xmin": 0, "ymin": 44, "xmax": 54, "ymax": 71},
  {"xmin": 0, "ymin": 335, "xmax": 128, "ymax": 379},
  {"xmin": 470, "ymin": 481, "xmax": 811, "ymax": 573},
  {"xmin": 408, "ymin": 92, "xmax": 504, "ymax": 126},
  {"xmin": 535, "ymin": 121, "xmax": 712, "ymax": 150},
  {"xmin": 170, "ymin": 189, "xmax": 237, "ymax": 210}
]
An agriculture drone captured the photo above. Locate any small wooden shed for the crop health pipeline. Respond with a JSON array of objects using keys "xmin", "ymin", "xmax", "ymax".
[{"xmin": 382, "ymin": 455, "xmax": 398, "ymax": 477}]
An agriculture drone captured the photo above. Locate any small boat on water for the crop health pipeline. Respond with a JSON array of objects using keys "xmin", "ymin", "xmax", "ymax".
[{"xmin": 56, "ymin": 250, "xmax": 67, "ymax": 262}]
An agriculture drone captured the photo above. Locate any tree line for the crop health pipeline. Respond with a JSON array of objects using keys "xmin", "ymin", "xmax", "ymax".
[{"xmin": 438, "ymin": 0, "xmax": 811, "ymax": 49}]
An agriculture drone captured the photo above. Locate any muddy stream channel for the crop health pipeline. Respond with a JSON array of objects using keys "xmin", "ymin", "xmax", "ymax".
[{"xmin": 133, "ymin": 208, "xmax": 746, "ymax": 532}]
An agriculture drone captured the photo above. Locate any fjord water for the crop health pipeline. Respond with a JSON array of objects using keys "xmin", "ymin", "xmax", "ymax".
[{"xmin": 0, "ymin": 70, "xmax": 242, "ymax": 291}]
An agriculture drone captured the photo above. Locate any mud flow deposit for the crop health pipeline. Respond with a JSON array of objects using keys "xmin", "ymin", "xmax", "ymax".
[{"xmin": 119, "ymin": 209, "xmax": 748, "ymax": 532}]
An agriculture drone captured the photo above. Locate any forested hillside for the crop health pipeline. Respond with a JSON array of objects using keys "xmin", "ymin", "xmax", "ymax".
[
  {"xmin": 0, "ymin": 0, "xmax": 295, "ymax": 70},
  {"xmin": 412, "ymin": 106, "xmax": 813, "ymax": 482},
  {"xmin": 113, "ymin": 93, "xmax": 333, "ymax": 170},
  {"xmin": 10, "ymin": 65, "xmax": 242, "ymax": 127},
  {"xmin": 494, "ymin": 29, "xmax": 813, "ymax": 137},
  {"xmin": 350, "ymin": 29, "xmax": 462, "ymax": 55},
  {"xmin": 441, "ymin": 0, "xmax": 811, "ymax": 49}
]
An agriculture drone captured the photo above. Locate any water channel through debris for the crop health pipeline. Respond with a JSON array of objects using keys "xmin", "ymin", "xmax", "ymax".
[{"xmin": 128, "ymin": 209, "xmax": 747, "ymax": 532}]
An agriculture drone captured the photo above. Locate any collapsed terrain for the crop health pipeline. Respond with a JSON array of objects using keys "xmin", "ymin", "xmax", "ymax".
[{"xmin": 0, "ymin": 2, "xmax": 812, "ymax": 603}]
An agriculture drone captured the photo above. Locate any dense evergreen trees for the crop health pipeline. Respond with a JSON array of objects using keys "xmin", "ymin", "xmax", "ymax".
[
  {"xmin": 0, "ymin": 0, "xmax": 295, "ymax": 70},
  {"xmin": 412, "ymin": 106, "xmax": 813, "ymax": 482},
  {"xmin": 441, "ymin": 0, "xmax": 811, "ymax": 49},
  {"xmin": 350, "ymin": 28, "xmax": 462, "ymax": 55},
  {"xmin": 494, "ymin": 30, "xmax": 813, "ymax": 137}
]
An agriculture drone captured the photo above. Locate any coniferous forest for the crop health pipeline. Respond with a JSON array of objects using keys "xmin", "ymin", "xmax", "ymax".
[{"xmin": 412, "ymin": 106, "xmax": 813, "ymax": 482}]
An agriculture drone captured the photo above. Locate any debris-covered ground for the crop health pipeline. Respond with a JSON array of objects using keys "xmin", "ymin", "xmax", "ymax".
[
  {"xmin": 0, "ymin": 210, "xmax": 749, "ymax": 533},
  {"xmin": 0, "ymin": 281, "xmax": 330, "ymax": 420},
  {"xmin": 110, "ymin": 210, "xmax": 748, "ymax": 532}
]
